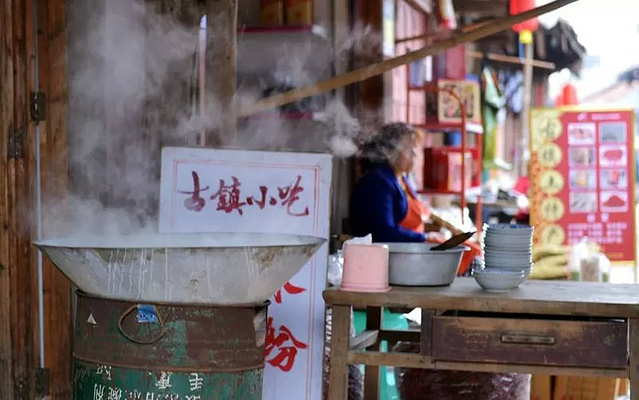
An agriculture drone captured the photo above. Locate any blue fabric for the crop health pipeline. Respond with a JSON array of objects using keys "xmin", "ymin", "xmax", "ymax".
[{"xmin": 349, "ymin": 164, "xmax": 426, "ymax": 243}]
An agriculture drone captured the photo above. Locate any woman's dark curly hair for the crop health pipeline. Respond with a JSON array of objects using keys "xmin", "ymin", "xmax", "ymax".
[{"xmin": 359, "ymin": 122, "xmax": 419, "ymax": 174}]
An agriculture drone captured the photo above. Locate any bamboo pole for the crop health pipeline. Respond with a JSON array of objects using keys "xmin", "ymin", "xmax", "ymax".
[
  {"xmin": 467, "ymin": 50, "xmax": 556, "ymax": 70},
  {"xmin": 395, "ymin": 20, "xmax": 490, "ymax": 44},
  {"xmin": 239, "ymin": 0, "xmax": 579, "ymax": 118}
]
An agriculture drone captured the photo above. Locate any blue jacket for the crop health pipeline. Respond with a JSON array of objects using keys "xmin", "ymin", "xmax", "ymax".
[{"xmin": 349, "ymin": 164, "xmax": 426, "ymax": 243}]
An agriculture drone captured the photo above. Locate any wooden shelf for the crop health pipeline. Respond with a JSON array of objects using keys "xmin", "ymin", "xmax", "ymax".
[{"xmin": 415, "ymin": 122, "xmax": 483, "ymax": 134}]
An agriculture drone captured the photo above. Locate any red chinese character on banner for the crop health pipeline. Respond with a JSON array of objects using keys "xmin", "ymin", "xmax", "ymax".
[
  {"xmin": 246, "ymin": 186, "xmax": 269, "ymax": 209},
  {"xmin": 273, "ymin": 282, "xmax": 306, "ymax": 304},
  {"xmin": 265, "ymin": 317, "xmax": 308, "ymax": 372},
  {"xmin": 211, "ymin": 176, "xmax": 246, "ymax": 215},
  {"xmin": 178, "ymin": 171, "xmax": 210, "ymax": 212},
  {"xmin": 278, "ymin": 175, "xmax": 310, "ymax": 217}
]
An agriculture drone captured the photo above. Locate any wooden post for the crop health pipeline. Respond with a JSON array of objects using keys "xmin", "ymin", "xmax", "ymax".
[
  {"xmin": 520, "ymin": 41, "xmax": 534, "ymax": 177},
  {"xmin": 205, "ymin": 0, "xmax": 237, "ymax": 146},
  {"xmin": 629, "ymin": 318, "xmax": 639, "ymax": 399},
  {"xmin": 364, "ymin": 306, "xmax": 383, "ymax": 399},
  {"xmin": 328, "ymin": 305, "xmax": 351, "ymax": 400}
]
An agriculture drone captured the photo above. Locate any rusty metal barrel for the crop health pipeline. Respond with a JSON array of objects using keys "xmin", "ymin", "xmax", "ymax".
[{"xmin": 73, "ymin": 292, "xmax": 268, "ymax": 400}]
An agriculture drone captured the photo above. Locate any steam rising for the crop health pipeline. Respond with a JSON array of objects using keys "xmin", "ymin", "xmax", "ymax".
[{"xmin": 54, "ymin": 0, "xmax": 382, "ymax": 238}]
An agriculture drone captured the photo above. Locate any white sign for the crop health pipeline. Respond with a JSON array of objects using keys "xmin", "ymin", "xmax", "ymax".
[{"xmin": 159, "ymin": 147, "xmax": 332, "ymax": 400}]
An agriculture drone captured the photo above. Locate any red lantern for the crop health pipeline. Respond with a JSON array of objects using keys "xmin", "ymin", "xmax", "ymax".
[
  {"xmin": 510, "ymin": 0, "xmax": 539, "ymax": 35},
  {"xmin": 562, "ymin": 83, "xmax": 578, "ymax": 105}
]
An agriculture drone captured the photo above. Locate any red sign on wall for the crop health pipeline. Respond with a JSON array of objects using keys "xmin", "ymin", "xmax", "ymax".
[{"xmin": 530, "ymin": 108, "xmax": 636, "ymax": 263}]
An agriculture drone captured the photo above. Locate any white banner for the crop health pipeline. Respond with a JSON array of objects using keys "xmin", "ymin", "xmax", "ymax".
[{"xmin": 159, "ymin": 147, "xmax": 332, "ymax": 400}]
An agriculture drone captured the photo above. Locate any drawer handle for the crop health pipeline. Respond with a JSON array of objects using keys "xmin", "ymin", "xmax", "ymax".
[{"xmin": 501, "ymin": 333, "xmax": 556, "ymax": 345}]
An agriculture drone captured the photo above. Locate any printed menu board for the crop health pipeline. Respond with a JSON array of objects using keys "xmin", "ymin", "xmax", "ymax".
[{"xmin": 530, "ymin": 108, "xmax": 636, "ymax": 263}]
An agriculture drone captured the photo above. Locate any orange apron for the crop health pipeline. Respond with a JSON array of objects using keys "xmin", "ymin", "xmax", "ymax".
[{"xmin": 398, "ymin": 176, "xmax": 480, "ymax": 276}]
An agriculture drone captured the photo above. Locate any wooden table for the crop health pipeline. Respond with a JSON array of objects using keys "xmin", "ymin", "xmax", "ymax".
[{"xmin": 324, "ymin": 278, "xmax": 639, "ymax": 399}]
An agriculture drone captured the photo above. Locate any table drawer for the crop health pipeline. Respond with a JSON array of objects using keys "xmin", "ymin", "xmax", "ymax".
[{"xmin": 431, "ymin": 316, "xmax": 628, "ymax": 368}]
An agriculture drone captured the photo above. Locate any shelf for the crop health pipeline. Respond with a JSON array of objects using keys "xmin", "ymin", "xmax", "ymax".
[
  {"xmin": 418, "ymin": 189, "xmax": 464, "ymax": 195},
  {"xmin": 415, "ymin": 122, "xmax": 484, "ymax": 134},
  {"xmin": 408, "ymin": 84, "xmax": 434, "ymax": 91}
]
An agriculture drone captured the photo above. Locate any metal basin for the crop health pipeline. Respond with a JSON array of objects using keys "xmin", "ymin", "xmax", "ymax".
[
  {"xmin": 382, "ymin": 242, "xmax": 469, "ymax": 286},
  {"xmin": 34, "ymin": 232, "xmax": 325, "ymax": 305}
]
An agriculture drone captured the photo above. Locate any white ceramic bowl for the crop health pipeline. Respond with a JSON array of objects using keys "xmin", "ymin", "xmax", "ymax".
[
  {"xmin": 483, "ymin": 249, "xmax": 532, "ymax": 257},
  {"xmin": 483, "ymin": 256, "xmax": 532, "ymax": 265},
  {"xmin": 472, "ymin": 268, "xmax": 527, "ymax": 292},
  {"xmin": 483, "ymin": 237, "xmax": 532, "ymax": 248},
  {"xmin": 483, "ymin": 224, "xmax": 534, "ymax": 235}
]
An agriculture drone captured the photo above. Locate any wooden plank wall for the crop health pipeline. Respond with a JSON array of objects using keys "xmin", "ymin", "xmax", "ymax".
[
  {"xmin": 0, "ymin": 0, "xmax": 72, "ymax": 398},
  {"xmin": 1, "ymin": 0, "xmax": 37, "ymax": 398}
]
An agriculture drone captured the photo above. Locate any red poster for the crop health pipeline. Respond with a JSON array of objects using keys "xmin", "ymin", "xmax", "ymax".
[{"xmin": 530, "ymin": 108, "xmax": 636, "ymax": 263}]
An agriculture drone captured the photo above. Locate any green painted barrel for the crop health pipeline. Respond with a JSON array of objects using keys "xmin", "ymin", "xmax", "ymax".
[{"xmin": 73, "ymin": 292, "xmax": 268, "ymax": 400}]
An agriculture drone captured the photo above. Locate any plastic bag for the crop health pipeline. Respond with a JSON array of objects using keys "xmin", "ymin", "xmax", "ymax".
[
  {"xmin": 569, "ymin": 238, "xmax": 609, "ymax": 282},
  {"xmin": 394, "ymin": 342, "xmax": 531, "ymax": 400},
  {"xmin": 569, "ymin": 237, "xmax": 590, "ymax": 281},
  {"xmin": 328, "ymin": 250, "xmax": 344, "ymax": 287},
  {"xmin": 580, "ymin": 252, "xmax": 611, "ymax": 283}
]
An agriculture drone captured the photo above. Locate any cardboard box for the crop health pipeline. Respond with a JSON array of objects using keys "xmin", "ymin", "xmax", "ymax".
[
  {"xmin": 531, "ymin": 375, "xmax": 552, "ymax": 400},
  {"xmin": 553, "ymin": 376, "xmax": 618, "ymax": 400},
  {"xmin": 260, "ymin": 0, "xmax": 285, "ymax": 26},
  {"xmin": 286, "ymin": 0, "xmax": 313, "ymax": 25}
]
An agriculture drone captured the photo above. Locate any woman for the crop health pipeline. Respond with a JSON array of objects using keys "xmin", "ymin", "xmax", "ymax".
[
  {"xmin": 349, "ymin": 123, "xmax": 429, "ymax": 242},
  {"xmin": 349, "ymin": 122, "xmax": 480, "ymax": 274}
]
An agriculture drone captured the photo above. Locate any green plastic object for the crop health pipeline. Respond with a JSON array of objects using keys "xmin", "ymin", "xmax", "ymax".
[{"xmin": 353, "ymin": 310, "xmax": 409, "ymax": 400}]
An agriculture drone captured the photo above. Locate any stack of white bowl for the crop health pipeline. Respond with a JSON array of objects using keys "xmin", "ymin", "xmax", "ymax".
[{"xmin": 473, "ymin": 224, "xmax": 534, "ymax": 292}]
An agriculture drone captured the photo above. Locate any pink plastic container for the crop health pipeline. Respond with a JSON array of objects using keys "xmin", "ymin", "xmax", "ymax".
[{"xmin": 340, "ymin": 243, "xmax": 391, "ymax": 292}]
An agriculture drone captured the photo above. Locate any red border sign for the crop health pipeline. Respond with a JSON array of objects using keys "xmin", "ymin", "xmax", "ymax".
[{"xmin": 530, "ymin": 108, "xmax": 636, "ymax": 263}]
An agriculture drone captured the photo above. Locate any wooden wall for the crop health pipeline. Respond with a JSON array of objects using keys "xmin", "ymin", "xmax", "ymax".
[{"xmin": 0, "ymin": 0, "xmax": 72, "ymax": 398}]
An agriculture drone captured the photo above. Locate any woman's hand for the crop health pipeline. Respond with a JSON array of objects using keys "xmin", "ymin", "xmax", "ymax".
[{"xmin": 424, "ymin": 232, "xmax": 446, "ymax": 243}]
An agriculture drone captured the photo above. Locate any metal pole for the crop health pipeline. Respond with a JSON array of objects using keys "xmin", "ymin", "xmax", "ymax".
[{"xmin": 32, "ymin": 0, "xmax": 46, "ymax": 393}]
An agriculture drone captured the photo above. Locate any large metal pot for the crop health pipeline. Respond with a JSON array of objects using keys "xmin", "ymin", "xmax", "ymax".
[{"xmin": 383, "ymin": 242, "xmax": 469, "ymax": 286}]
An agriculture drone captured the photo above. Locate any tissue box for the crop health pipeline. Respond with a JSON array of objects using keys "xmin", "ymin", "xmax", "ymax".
[
  {"xmin": 286, "ymin": 0, "xmax": 313, "ymax": 25},
  {"xmin": 260, "ymin": 0, "xmax": 285, "ymax": 26}
]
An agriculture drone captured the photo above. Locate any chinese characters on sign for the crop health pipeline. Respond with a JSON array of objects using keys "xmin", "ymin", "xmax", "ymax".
[
  {"xmin": 265, "ymin": 317, "xmax": 309, "ymax": 372},
  {"xmin": 92, "ymin": 370, "xmax": 206, "ymax": 400},
  {"xmin": 530, "ymin": 108, "xmax": 636, "ymax": 263},
  {"xmin": 178, "ymin": 172, "xmax": 310, "ymax": 217},
  {"xmin": 159, "ymin": 148, "xmax": 332, "ymax": 400}
]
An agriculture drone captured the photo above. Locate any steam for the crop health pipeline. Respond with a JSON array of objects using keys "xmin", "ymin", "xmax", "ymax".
[{"xmin": 52, "ymin": 0, "xmax": 382, "ymax": 238}]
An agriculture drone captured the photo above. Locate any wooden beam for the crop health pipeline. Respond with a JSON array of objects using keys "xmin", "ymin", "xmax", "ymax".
[
  {"xmin": 347, "ymin": 351, "xmax": 628, "ymax": 377},
  {"xmin": 239, "ymin": 0, "xmax": 580, "ymax": 117},
  {"xmin": 349, "ymin": 330, "xmax": 379, "ymax": 351},
  {"xmin": 395, "ymin": 19, "xmax": 492, "ymax": 44},
  {"xmin": 467, "ymin": 50, "xmax": 556, "ymax": 70}
]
